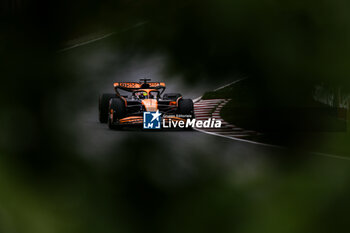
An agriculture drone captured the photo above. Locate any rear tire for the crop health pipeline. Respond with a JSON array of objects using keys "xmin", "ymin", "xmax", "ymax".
[
  {"xmin": 108, "ymin": 98, "xmax": 126, "ymax": 130},
  {"xmin": 99, "ymin": 94, "xmax": 116, "ymax": 123}
]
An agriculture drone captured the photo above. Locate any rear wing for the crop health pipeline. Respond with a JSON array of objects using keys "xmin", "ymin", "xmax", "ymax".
[{"xmin": 113, "ymin": 81, "xmax": 166, "ymax": 95}]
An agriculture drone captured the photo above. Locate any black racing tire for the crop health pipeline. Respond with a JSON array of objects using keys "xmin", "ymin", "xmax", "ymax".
[
  {"xmin": 178, "ymin": 99, "xmax": 194, "ymax": 117},
  {"xmin": 108, "ymin": 98, "xmax": 126, "ymax": 130},
  {"xmin": 99, "ymin": 93, "xmax": 116, "ymax": 123},
  {"xmin": 177, "ymin": 99, "xmax": 194, "ymax": 130},
  {"xmin": 163, "ymin": 93, "xmax": 182, "ymax": 100}
]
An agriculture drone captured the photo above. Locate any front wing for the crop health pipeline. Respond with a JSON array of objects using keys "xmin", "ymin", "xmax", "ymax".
[{"xmin": 113, "ymin": 115, "xmax": 187, "ymax": 127}]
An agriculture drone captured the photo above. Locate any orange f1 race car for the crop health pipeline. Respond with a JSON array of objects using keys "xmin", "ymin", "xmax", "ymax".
[{"xmin": 99, "ymin": 79, "xmax": 194, "ymax": 129}]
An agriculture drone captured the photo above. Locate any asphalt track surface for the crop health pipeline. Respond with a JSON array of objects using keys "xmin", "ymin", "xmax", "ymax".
[{"xmin": 58, "ymin": 31, "xmax": 350, "ymax": 180}]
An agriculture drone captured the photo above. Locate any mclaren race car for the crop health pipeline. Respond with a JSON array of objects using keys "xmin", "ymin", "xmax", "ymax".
[{"xmin": 99, "ymin": 79, "xmax": 194, "ymax": 129}]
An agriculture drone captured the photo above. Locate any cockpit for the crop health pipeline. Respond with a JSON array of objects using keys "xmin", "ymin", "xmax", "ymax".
[{"xmin": 132, "ymin": 90, "xmax": 160, "ymax": 100}]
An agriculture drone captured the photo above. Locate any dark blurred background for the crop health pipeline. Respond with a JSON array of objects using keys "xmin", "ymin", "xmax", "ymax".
[{"xmin": 1, "ymin": 1, "xmax": 350, "ymax": 233}]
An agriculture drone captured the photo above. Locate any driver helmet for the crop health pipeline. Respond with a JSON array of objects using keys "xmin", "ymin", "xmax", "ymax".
[{"xmin": 140, "ymin": 91, "xmax": 148, "ymax": 99}]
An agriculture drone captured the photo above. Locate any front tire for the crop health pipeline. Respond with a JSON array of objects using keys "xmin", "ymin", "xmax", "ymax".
[
  {"xmin": 108, "ymin": 98, "xmax": 126, "ymax": 130},
  {"xmin": 178, "ymin": 99, "xmax": 194, "ymax": 117},
  {"xmin": 99, "ymin": 94, "xmax": 116, "ymax": 123},
  {"xmin": 178, "ymin": 99, "xmax": 194, "ymax": 130}
]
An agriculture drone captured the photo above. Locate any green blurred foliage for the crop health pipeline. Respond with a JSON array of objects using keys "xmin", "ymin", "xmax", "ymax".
[{"xmin": 1, "ymin": 0, "xmax": 350, "ymax": 233}]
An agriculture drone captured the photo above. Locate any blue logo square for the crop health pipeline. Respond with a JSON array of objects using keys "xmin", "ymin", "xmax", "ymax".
[{"xmin": 143, "ymin": 111, "xmax": 161, "ymax": 129}]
